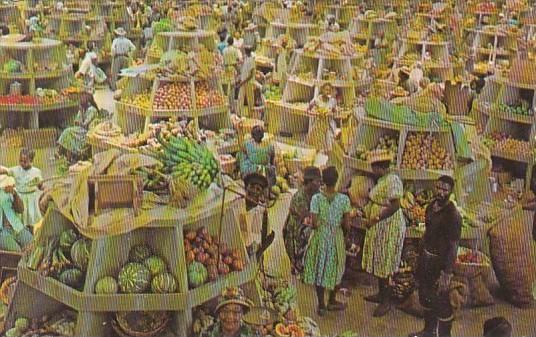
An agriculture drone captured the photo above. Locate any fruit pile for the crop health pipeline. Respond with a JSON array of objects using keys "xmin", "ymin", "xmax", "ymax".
[
  {"xmin": 265, "ymin": 84, "xmax": 282, "ymax": 100},
  {"xmin": 195, "ymin": 82, "xmax": 225, "ymax": 109},
  {"xmin": 401, "ymin": 133, "xmax": 454, "ymax": 170},
  {"xmin": 496, "ymin": 102, "xmax": 532, "ymax": 116},
  {"xmin": 122, "ymin": 119, "xmax": 198, "ymax": 149},
  {"xmin": 132, "ymin": 166, "xmax": 168, "ymax": 193},
  {"xmin": 122, "ymin": 91, "xmax": 151, "ymax": 110},
  {"xmin": 192, "ymin": 309, "xmax": 216, "ymax": 336},
  {"xmin": 457, "ymin": 248, "xmax": 488, "ymax": 265},
  {"xmin": 476, "ymin": 1, "xmax": 496, "ymax": 13},
  {"xmin": 400, "ymin": 190, "xmax": 433, "ymax": 225},
  {"xmin": 94, "ymin": 244, "xmax": 178, "ymax": 294},
  {"xmin": 272, "ymin": 176, "xmax": 290, "ymax": 199},
  {"xmin": 354, "ymin": 135, "xmax": 398, "ymax": 162},
  {"xmin": 153, "ymin": 82, "xmax": 191, "ymax": 110},
  {"xmin": 6, "ymin": 311, "xmax": 77, "ymax": 337},
  {"xmin": 0, "ymin": 94, "xmax": 70, "ymax": 106},
  {"xmin": 484, "ymin": 132, "xmax": 532, "ymax": 156},
  {"xmin": 25, "ymin": 229, "xmax": 91, "ymax": 291},
  {"xmin": 275, "ymin": 323, "xmax": 305, "ymax": 337},
  {"xmin": 184, "ymin": 227, "xmax": 245, "ymax": 289}
]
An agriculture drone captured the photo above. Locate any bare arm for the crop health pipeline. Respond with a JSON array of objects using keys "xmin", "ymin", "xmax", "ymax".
[{"xmin": 366, "ymin": 198, "xmax": 400, "ymax": 228}]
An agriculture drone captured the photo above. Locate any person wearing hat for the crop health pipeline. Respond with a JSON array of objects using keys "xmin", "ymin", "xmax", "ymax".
[
  {"xmin": 409, "ymin": 175, "xmax": 461, "ymax": 337},
  {"xmin": 483, "ymin": 317, "xmax": 512, "ymax": 337},
  {"xmin": 75, "ymin": 51, "xmax": 100, "ymax": 94},
  {"xmin": 237, "ymin": 45, "xmax": 256, "ymax": 117},
  {"xmin": 223, "ymin": 36, "xmax": 243, "ymax": 113},
  {"xmin": 306, "ymin": 82, "xmax": 338, "ymax": 153},
  {"xmin": 110, "ymin": 27, "xmax": 136, "ymax": 91},
  {"xmin": 242, "ymin": 22, "xmax": 259, "ymax": 51},
  {"xmin": 201, "ymin": 287, "xmax": 254, "ymax": 337},
  {"xmin": 283, "ymin": 166, "xmax": 322, "ymax": 275},
  {"xmin": 274, "ymin": 38, "xmax": 289, "ymax": 90},
  {"xmin": 303, "ymin": 166, "xmax": 351, "ymax": 316},
  {"xmin": 238, "ymin": 125, "xmax": 275, "ymax": 187},
  {"xmin": 324, "ymin": 14, "xmax": 340, "ymax": 32},
  {"xmin": 361, "ymin": 152, "xmax": 406, "ymax": 317},
  {"xmin": 0, "ymin": 174, "xmax": 33, "ymax": 252}
]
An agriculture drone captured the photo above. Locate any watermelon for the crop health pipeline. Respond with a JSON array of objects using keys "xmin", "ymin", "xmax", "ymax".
[
  {"xmin": 95, "ymin": 276, "xmax": 119, "ymax": 294},
  {"xmin": 60, "ymin": 229, "xmax": 78, "ymax": 252},
  {"xmin": 128, "ymin": 244, "xmax": 153, "ymax": 263},
  {"xmin": 151, "ymin": 272, "xmax": 178, "ymax": 293},
  {"xmin": 144, "ymin": 256, "xmax": 168, "ymax": 276},
  {"xmin": 187, "ymin": 262, "xmax": 208, "ymax": 288},
  {"xmin": 71, "ymin": 239, "xmax": 91, "ymax": 271},
  {"xmin": 59, "ymin": 268, "xmax": 84, "ymax": 289},
  {"xmin": 118, "ymin": 263, "xmax": 151, "ymax": 293}
]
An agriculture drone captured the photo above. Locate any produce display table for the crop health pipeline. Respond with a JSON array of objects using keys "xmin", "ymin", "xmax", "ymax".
[
  {"xmin": 146, "ymin": 30, "xmax": 217, "ymax": 65},
  {"xmin": 319, "ymin": 4, "xmax": 361, "ymax": 29},
  {"xmin": 396, "ymin": 38, "xmax": 453, "ymax": 82},
  {"xmin": 349, "ymin": 15, "xmax": 398, "ymax": 53},
  {"xmin": 0, "ymin": 3, "xmax": 22, "ymax": 34},
  {"xmin": 0, "ymin": 36, "xmax": 79, "ymax": 130},
  {"xmin": 266, "ymin": 22, "xmax": 321, "ymax": 48}
]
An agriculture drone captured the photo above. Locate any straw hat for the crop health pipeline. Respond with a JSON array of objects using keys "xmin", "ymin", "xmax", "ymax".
[
  {"xmin": 114, "ymin": 27, "xmax": 127, "ymax": 36},
  {"xmin": 367, "ymin": 152, "xmax": 394, "ymax": 164},
  {"xmin": 0, "ymin": 175, "xmax": 15, "ymax": 189},
  {"xmin": 215, "ymin": 287, "xmax": 253, "ymax": 315}
]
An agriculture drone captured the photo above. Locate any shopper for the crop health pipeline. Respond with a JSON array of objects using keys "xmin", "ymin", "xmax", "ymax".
[
  {"xmin": 75, "ymin": 51, "xmax": 99, "ymax": 95},
  {"xmin": 283, "ymin": 166, "xmax": 322, "ymax": 275},
  {"xmin": 303, "ymin": 166, "xmax": 351, "ymax": 316},
  {"xmin": 362, "ymin": 153, "xmax": 406, "ymax": 317},
  {"xmin": 275, "ymin": 39, "xmax": 289, "ymax": 90},
  {"xmin": 238, "ymin": 126, "xmax": 275, "ymax": 187},
  {"xmin": 237, "ymin": 45, "xmax": 256, "ymax": 117},
  {"xmin": 0, "ymin": 175, "xmax": 33, "ymax": 252},
  {"xmin": 306, "ymin": 82, "xmax": 338, "ymax": 153},
  {"xmin": 223, "ymin": 37, "xmax": 243, "ymax": 113},
  {"xmin": 110, "ymin": 27, "xmax": 136, "ymax": 91},
  {"xmin": 0, "ymin": 148, "xmax": 43, "ymax": 227},
  {"xmin": 217, "ymin": 29, "xmax": 228, "ymax": 54},
  {"xmin": 202, "ymin": 287, "xmax": 254, "ymax": 337},
  {"xmin": 409, "ymin": 175, "xmax": 461, "ymax": 337},
  {"xmin": 483, "ymin": 317, "xmax": 512, "ymax": 337}
]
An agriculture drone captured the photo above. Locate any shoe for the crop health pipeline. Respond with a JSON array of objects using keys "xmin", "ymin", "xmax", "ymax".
[
  {"xmin": 364, "ymin": 293, "xmax": 382, "ymax": 303},
  {"xmin": 372, "ymin": 301, "xmax": 392, "ymax": 317},
  {"xmin": 408, "ymin": 311, "xmax": 438, "ymax": 337},
  {"xmin": 327, "ymin": 300, "xmax": 346, "ymax": 311},
  {"xmin": 437, "ymin": 319, "xmax": 453, "ymax": 337},
  {"xmin": 317, "ymin": 307, "xmax": 327, "ymax": 317}
]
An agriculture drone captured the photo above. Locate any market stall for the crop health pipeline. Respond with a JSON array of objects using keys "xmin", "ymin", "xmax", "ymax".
[{"xmin": 0, "ymin": 3, "xmax": 23, "ymax": 34}]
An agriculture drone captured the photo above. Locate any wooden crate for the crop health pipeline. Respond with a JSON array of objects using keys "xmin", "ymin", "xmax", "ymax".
[
  {"xmin": 88, "ymin": 175, "xmax": 143, "ymax": 216},
  {"xmin": 0, "ymin": 251, "xmax": 22, "ymax": 285}
]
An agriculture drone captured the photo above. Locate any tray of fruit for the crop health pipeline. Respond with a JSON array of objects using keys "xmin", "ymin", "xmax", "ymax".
[
  {"xmin": 454, "ymin": 247, "xmax": 491, "ymax": 277},
  {"xmin": 400, "ymin": 133, "xmax": 454, "ymax": 171}
]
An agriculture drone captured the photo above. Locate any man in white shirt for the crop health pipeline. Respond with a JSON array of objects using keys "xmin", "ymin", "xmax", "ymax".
[
  {"xmin": 409, "ymin": 61, "xmax": 424, "ymax": 92},
  {"xmin": 110, "ymin": 27, "xmax": 136, "ymax": 91},
  {"xmin": 223, "ymin": 37, "xmax": 243, "ymax": 113},
  {"xmin": 75, "ymin": 52, "xmax": 98, "ymax": 94},
  {"xmin": 237, "ymin": 46, "xmax": 256, "ymax": 117}
]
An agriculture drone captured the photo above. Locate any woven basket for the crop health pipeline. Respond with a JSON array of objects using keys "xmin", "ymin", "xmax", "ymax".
[
  {"xmin": 112, "ymin": 312, "xmax": 170, "ymax": 337},
  {"xmin": 219, "ymin": 157, "xmax": 237, "ymax": 175},
  {"xmin": 454, "ymin": 248, "xmax": 491, "ymax": 278}
]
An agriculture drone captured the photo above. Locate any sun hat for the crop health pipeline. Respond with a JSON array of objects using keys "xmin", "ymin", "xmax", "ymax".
[
  {"xmin": 114, "ymin": 27, "xmax": 127, "ymax": 36},
  {"xmin": 215, "ymin": 287, "xmax": 253, "ymax": 314}
]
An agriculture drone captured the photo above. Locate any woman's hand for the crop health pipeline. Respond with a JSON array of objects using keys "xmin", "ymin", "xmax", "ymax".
[{"xmin": 3, "ymin": 185, "xmax": 15, "ymax": 195}]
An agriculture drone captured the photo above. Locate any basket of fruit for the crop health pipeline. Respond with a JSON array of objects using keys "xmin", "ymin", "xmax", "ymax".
[
  {"xmin": 282, "ymin": 150, "xmax": 315, "ymax": 176},
  {"xmin": 454, "ymin": 247, "xmax": 491, "ymax": 278},
  {"xmin": 112, "ymin": 311, "xmax": 171, "ymax": 337},
  {"xmin": 218, "ymin": 154, "xmax": 237, "ymax": 175}
]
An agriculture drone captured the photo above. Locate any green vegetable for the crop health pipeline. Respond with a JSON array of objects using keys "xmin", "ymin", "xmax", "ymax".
[
  {"xmin": 151, "ymin": 272, "xmax": 178, "ymax": 293},
  {"xmin": 118, "ymin": 263, "xmax": 151, "ymax": 293},
  {"xmin": 129, "ymin": 244, "xmax": 153, "ymax": 263},
  {"xmin": 144, "ymin": 256, "xmax": 168, "ymax": 276},
  {"xmin": 60, "ymin": 229, "xmax": 78, "ymax": 252},
  {"xmin": 59, "ymin": 268, "xmax": 84, "ymax": 289},
  {"xmin": 14, "ymin": 317, "xmax": 29, "ymax": 331},
  {"xmin": 187, "ymin": 262, "xmax": 208, "ymax": 288},
  {"xmin": 95, "ymin": 276, "xmax": 119, "ymax": 294},
  {"xmin": 71, "ymin": 238, "xmax": 91, "ymax": 271}
]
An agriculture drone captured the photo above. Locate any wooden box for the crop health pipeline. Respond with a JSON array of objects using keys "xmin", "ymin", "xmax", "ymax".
[{"xmin": 88, "ymin": 175, "xmax": 143, "ymax": 216}]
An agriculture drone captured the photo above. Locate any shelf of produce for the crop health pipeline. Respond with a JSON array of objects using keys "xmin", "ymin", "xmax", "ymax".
[
  {"xmin": 0, "ymin": 72, "xmax": 33, "ymax": 80},
  {"xmin": 490, "ymin": 148, "xmax": 534, "ymax": 163},
  {"xmin": 484, "ymin": 108, "xmax": 536, "ymax": 125},
  {"xmin": 395, "ymin": 168, "xmax": 454, "ymax": 180},
  {"xmin": 0, "ymin": 100, "xmax": 78, "ymax": 113},
  {"xmin": 343, "ymin": 155, "xmax": 373, "ymax": 173}
]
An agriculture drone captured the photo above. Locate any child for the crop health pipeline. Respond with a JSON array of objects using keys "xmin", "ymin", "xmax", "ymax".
[{"xmin": 0, "ymin": 148, "xmax": 43, "ymax": 228}]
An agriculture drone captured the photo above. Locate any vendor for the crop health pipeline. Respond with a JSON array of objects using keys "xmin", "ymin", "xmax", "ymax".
[
  {"xmin": 362, "ymin": 152, "xmax": 406, "ymax": 317},
  {"xmin": 324, "ymin": 14, "xmax": 340, "ymax": 32},
  {"xmin": 306, "ymin": 82, "xmax": 338, "ymax": 153},
  {"xmin": 0, "ymin": 175, "xmax": 33, "ymax": 252},
  {"xmin": 237, "ymin": 46, "xmax": 256, "ymax": 117},
  {"xmin": 275, "ymin": 39, "xmax": 289, "ymax": 90},
  {"xmin": 303, "ymin": 166, "xmax": 351, "ymax": 316},
  {"xmin": 238, "ymin": 126, "xmax": 275, "ymax": 187},
  {"xmin": 57, "ymin": 93, "xmax": 101, "ymax": 163},
  {"xmin": 283, "ymin": 166, "xmax": 322, "ymax": 275},
  {"xmin": 202, "ymin": 287, "xmax": 254, "ymax": 337},
  {"xmin": 409, "ymin": 176, "xmax": 461, "ymax": 337},
  {"xmin": 110, "ymin": 27, "xmax": 136, "ymax": 91},
  {"xmin": 0, "ymin": 148, "xmax": 43, "ymax": 228}
]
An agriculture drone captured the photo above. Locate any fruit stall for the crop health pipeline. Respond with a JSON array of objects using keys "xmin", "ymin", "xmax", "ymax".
[
  {"xmin": 396, "ymin": 37, "xmax": 453, "ymax": 82},
  {"xmin": 146, "ymin": 30, "xmax": 216, "ymax": 65},
  {"xmin": 24, "ymin": 0, "xmax": 53, "ymax": 18},
  {"xmin": 252, "ymin": 1, "xmax": 285, "ymax": 38},
  {"xmin": 264, "ymin": 22, "xmax": 321, "ymax": 49},
  {"xmin": 0, "ymin": 36, "xmax": 79, "ymax": 131},
  {"xmin": 318, "ymin": 3, "xmax": 361, "ymax": 30},
  {"xmin": 175, "ymin": 4, "xmax": 219, "ymax": 32},
  {"xmin": 348, "ymin": 11, "xmax": 398, "ymax": 54},
  {"xmin": 265, "ymin": 32, "xmax": 369, "ymax": 144}
]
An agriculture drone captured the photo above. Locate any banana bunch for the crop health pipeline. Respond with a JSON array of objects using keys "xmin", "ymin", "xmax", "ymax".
[
  {"xmin": 272, "ymin": 286, "xmax": 298, "ymax": 314},
  {"xmin": 169, "ymin": 175, "xmax": 199, "ymax": 208},
  {"xmin": 192, "ymin": 310, "xmax": 215, "ymax": 336},
  {"xmin": 26, "ymin": 237, "xmax": 72, "ymax": 277},
  {"xmin": 400, "ymin": 191, "xmax": 416, "ymax": 210}
]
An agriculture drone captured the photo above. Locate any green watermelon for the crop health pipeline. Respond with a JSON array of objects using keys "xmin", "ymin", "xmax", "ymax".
[
  {"xmin": 71, "ymin": 238, "xmax": 91, "ymax": 271},
  {"xmin": 151, "ymin": 272, "xmax": 178, "ymax": 293},
  {"xmin": 144, "ymin": 256, "xmax": 168, "ymax": 276},
  {"xmin": 118, "ymin": 263, "xmax": 151, "ymax": 293},
  {"xmin": 128, "ymin": 244, "xmax": 153, "ymax": 263},
  {"xmin": 95, "ymin": 276, "xmax": 119, "ymax": 294},
  {"xmin": 60, "ymin": 229, "xmax": 78, "ymax": 252},
  {"xmin": 59, "ymin": 268, "xmax": 84, "ymax": 289},
  {"xmin": 187, "ymin": 262, "xmax": 208, "ymax": 288}
]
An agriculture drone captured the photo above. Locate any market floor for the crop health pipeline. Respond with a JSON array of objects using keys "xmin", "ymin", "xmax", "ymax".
[{"xmin": 264, "ymin": 194, "xmax": 536, "ymax": 337}]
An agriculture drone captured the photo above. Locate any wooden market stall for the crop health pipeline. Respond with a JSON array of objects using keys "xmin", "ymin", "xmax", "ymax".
[
  {"xmin": 397, "ymin": 37, "xmax": 453, "ymax": 82},
  {"xmin": 0, "ymin": 3, "xmax": 23, "ymax": 34},
  {"xmin": 349, "ymin": 14, "xmax": 398, "ymax": 55},
  {"xmin": 146, "ymin": 31, "xmax": 216, "ymax": 65}
]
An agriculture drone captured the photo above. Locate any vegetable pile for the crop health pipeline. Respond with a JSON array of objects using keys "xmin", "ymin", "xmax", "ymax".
[
  {"xmin": 401, "ymin": 133, "xmax": 454, "ymax": 170},
  {"xmin": 6, "ymin": 311, "xmax": 77, "ymax": 337},
  {"xmin": 353, "ymin": 135, "xmax": 398, "ymax": 162}
]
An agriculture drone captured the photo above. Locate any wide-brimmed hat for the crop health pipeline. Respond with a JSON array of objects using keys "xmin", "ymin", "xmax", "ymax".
[
  {"xmin": 0, "ymin": 175, "xmax": 15, "ymax": 189},
  {"xmin": 243, "ymin": 171, "xmax": 268, "ymax": 188},
  {"xmin": 368, "ymin": 152, "xmax": 394, "ymax": 164},
  {"xmin": 114, "ymin": 27, "xmax": 127, "ymax": 36},
  {"xmin": 215, "ymin": 287, "xmax": 253, "ymax": 315}
]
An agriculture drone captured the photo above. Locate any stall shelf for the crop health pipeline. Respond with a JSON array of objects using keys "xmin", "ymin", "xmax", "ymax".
[
  {"xmin": 396, "ymin": 37, "xmax": 452, "ymax": 82},
  {"xmin": 264, "ymin": 22, "xmax": 321, "ymax": 49},
  {"xmin": 146, "ymin": 30, "xmax": 216, "ymax": 65},
  {"xmin": 349, "ymin": 15, "xmax": 398, "ymax": 53},
  {"xmin": 4, "ymin": 193, "xmax": 259, "ymax": 336},
  {"xmin": 0, "ymin": 36, "xmax": 78, "ymax": 131},
  {"xmin": 0, "ymin": 3, "xmax": 22, "ymax": 34}
]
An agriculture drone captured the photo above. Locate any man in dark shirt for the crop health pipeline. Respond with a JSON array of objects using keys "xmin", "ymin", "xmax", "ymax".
[{"xmin": 409, "ymin": 176, "xmax": 462, "ymax": 337}]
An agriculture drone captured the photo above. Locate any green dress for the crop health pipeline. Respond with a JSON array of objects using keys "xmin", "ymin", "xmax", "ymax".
[
  {"xmin": 238, "ymin": 139, "xmax": 275, "ymax": 185},
  {"xmin": 362, "ymin": 173, "xmax": 407, "ymax": 278},
  {"xmin": 303, "ymin": 192, "xmax": 351, "ymax": 290},
  {"xmin": 283, "ymin": 188, "xmax": 313, "ymax": 273}
]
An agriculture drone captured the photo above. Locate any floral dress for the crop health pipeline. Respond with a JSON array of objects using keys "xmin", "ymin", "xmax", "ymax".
[
  {"xmin": 303, "ymin": 192, "xmax": 351, "ymax": 290},
  {"xmin": 8, "ymin": 166, "xmax": 43, "ymax": 226},
  {"xmin": 283, "ymin": 188, "xmax": 313, "ymax": 273},
  {"xmin": 238, "ymin": 139, "xmax": 275, "ymax": 185},
  {"xmin": 362, "ymin": 173, "xmax": 407, "ymax": 278},
  {"xmin": 306, "ymin": 95, "xmax": 337, "ymax": 152}
]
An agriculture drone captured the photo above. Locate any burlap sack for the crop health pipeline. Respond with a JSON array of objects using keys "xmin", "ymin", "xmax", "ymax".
[{"xmin": 489, "ymin": 209, "xmax": 536, "ymax": 307}]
